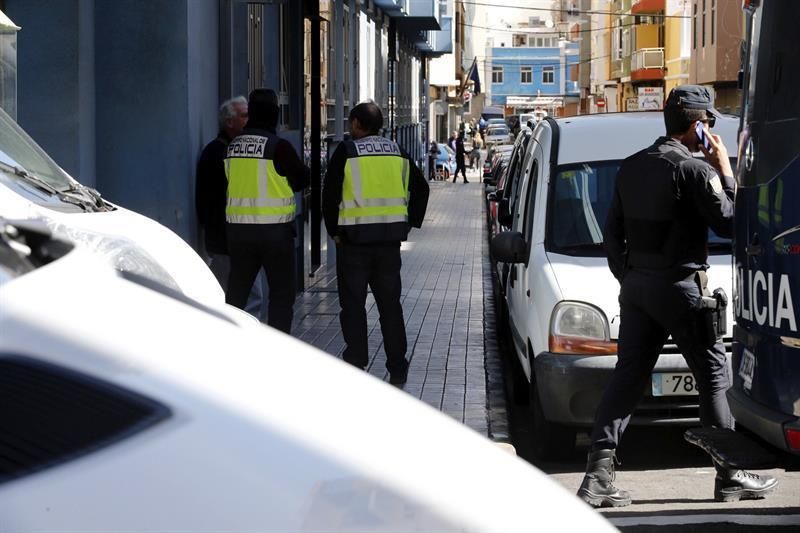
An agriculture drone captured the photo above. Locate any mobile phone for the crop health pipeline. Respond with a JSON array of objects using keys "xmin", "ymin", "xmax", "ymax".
[{"xmin": 695, "ymin": 121, "xmax": 712, "ymax": 152}]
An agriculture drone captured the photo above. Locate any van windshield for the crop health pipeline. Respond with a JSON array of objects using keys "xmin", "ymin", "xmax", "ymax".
[
  {"xmin": 0, "ymin": 108, "xmax": 74, "ymax": 192},
  {"xmin": 547, "ymin": 161, "xmax": 731, "ymax": 257}
]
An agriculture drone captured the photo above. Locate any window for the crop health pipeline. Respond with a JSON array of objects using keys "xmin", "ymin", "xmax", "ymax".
[
  {"xmin": 542, "ymin": 66, "xmax": 554, "ymax": 84},
  {"xmin": 520, "ymin": 66, "xmax": 532, "ymax": 84},
  {"xmin": 702, "ymin": 0, "xmax": 706, "ymax": 47},
  {"xmin": 492, "ymin": 66, "xmax": 504, "ymax": 84},
  {"xmin": 247, "ymin": 4, "xmax": 264, "ymax": 93},
  {"xmin": 693, "ymin": 4, "xmax": 697, "ymax": 49},
  {"xmin": 711, "ymin": 0, "xmax": 716, "ymax": 44},
  {"xmin": 523, "ymin": 161, "xmax": 539, "ymax": 244}
]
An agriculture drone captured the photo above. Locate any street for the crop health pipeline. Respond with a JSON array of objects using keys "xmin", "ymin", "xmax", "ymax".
[
  {"xmin": 506, "ymin": 386, "xmax": 800, "ymax": 531},
  {"xmin": 488, "ymin": 212, "xmax": 800, "ymax": 531}
]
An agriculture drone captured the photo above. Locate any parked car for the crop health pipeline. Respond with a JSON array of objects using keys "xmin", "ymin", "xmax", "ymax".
[
  {"xmin": 0, "ymin": 107, "xmax": 223, "ymax": 305},
  {"xmin": 483, "ymin": 144, "xmax": 514, "ymax": 187},
  {"xmin": 433, "ymin": 142, "xmax": 457, "ymax": 180},
  {"xmin": 0, "ymin": 219, "xmax": 614, "ymax": 532},
  {"xmin": 487, "ymin": 129, "xmax": 533, "ymax": 294},
  {"xmin": 491, "ymin": 112, "xmax": 739, "ymax": 459},
  {"xmin": 485, "ymin": 125, "xmax": 513, "ymax": 146}
]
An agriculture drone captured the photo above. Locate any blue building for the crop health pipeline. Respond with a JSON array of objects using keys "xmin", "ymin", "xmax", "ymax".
[{"xmin": 488, "ymin": 42, "xmax": 579, "ymax": 116}]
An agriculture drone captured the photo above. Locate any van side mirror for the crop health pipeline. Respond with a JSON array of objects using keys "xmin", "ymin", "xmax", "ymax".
[{"xmin": 491, "ymin": 231, "xmax": 527, "ymax": 264}]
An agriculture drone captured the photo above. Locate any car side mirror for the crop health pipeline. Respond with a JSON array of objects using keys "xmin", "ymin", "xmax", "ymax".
[
  {"xmin": 491, "ymin": 231, "xmax": 527, "ymax": 264},
  {"xmin": 486, "ymin": 191, "xmax": 497, "ymax": 202}
]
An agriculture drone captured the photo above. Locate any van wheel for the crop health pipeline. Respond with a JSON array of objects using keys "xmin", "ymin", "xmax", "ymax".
[{"xmin": 530, "ymin": 375, "xmax": 575, "ymax": 460}]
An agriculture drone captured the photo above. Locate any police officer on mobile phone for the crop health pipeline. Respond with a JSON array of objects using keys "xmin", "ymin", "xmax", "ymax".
[{"xmin": 577, "ymin": 85, "xmax": 778, "ymax": 508}]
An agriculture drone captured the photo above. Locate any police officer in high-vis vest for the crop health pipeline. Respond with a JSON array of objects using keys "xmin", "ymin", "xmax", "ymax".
[
  {"xmin": 225, "ymin": 89, "xmax": 309, "ymax": 333},
  {"xmin": 323, "ymin": 102, "xmax": 429, "ymax": 385},
  {"xmin": 577, "ymin": 85, "xmax": 777, "ymax": 507}
]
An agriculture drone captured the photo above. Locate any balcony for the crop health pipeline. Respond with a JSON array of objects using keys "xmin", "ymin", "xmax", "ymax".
[
  {"xmin": 631, "ymin": 47, "xmax": 664, "ymax": 82},
  {"xmin": 419, "ymin": 16, "xmax": 452, "ymax": 56},
  {"xmin": 631, "ymin": 0, "xmax": 665, "ymax": 14},
  {"xmin": 373, "ymin": 0, "xmax": 407, "ymax": 15},
  {"xmin": 566, "ymin": 80, "xmax": 579, "ymax": 95}
]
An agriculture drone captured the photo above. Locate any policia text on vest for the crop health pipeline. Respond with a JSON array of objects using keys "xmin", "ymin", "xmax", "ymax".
[{"xmin": 224, "ymin": 128, "xmax": 309, "ymax": 333}]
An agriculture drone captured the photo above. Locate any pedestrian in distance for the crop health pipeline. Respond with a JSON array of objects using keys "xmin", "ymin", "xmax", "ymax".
[
  {"xmin": 468, "ymin": 131, "xmax": 482, "ymax": 170},
  {"xmin": 323, "ymin": 101, "xmax": 430, "ymax": 385},
  {"xmin": 224, "ymin": 88, "xmax": 310, "ymax": 334},
  {"xmin": 195, "ymin": 96, "xmax": 267, "ymax": 318},
  {"xmin": 448, "ymin": 131, "xmax": 457, "ymax": 152},
  {"xmin": 453, "ymin": 133, "xmax": 469, "ymax": 183},
  {"xmin": 428, "ymin": 140, "xmax": 440, "ymax": 181},
  {"xmin": 577, "ymin": 85, "xmax": 778, "ymax": 507}
]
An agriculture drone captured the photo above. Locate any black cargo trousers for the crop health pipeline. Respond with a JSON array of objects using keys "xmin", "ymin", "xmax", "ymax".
[
  {"xmin": 335, "ymin": 241, "xmax": 408, "ymax": 375},
  {"xmin": 591, "ymin": 269, "xmax": 734, "ymax": 449},
  {"xmin": 226, "ymin": 223, "xmax": 296, "ymax": 334}
]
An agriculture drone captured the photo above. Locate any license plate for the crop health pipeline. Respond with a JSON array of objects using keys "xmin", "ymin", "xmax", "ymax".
[
  {"xmin": 651, "ymin": 372, "xmax": 699, "ymax": 396},
  {"xmin": 739, "ymin": 348, "xmax": 755, "ymax": 392}
]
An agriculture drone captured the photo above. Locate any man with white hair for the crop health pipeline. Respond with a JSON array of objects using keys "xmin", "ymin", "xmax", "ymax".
[{"xmin": 195, "ymin": 96, "xmax": 265, "ymax": 318}]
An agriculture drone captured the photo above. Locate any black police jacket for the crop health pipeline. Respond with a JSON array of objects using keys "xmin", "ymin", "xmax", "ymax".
[
  {"xmin": 196, "ymin": 132, "xmax": 232, "ymax": 254},
  {"xmin": 604, "ymin": 137, "xmax": 735, "ymax": 281}
]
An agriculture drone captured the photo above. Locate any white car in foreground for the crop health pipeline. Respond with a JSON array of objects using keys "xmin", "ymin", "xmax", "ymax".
[
  {"xmin": 0, "ymin": 221, "xmax": 613, "ymax": 532},
  {"xmin": 0, "ymin": 107, "xmax": 222, "ymax": 304},
  {"xmin": 492, "ymin": 112, "xmax": 739, "ymax": 459}
]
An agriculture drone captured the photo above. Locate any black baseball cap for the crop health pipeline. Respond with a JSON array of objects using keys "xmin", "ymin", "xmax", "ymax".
[{"xmin": 665, "ymin": 84, "xmax": 722, "ymax": 122}]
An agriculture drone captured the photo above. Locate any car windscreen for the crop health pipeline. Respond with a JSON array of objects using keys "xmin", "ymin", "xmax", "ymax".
[
  {"xmin": 0, "ymin": 108, "xmax": 74, "ymax": 192},
  {"xmin": 488, "ymin": 127, "xmax": 509, "ymax": 135},
  {"xmin": 546, "ymin": 161, "xmax": 732, "ymax": 256}
]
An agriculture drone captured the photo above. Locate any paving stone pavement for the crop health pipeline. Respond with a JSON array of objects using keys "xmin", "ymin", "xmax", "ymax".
[{"xmin": 291, "ymin": 166, "xmax": 509, "ymax": 440}]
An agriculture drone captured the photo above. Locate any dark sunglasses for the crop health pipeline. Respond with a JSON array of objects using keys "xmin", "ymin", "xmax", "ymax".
[{"xmin": 702, "ymin": 116, "xmax": 716, "ymax": 128}]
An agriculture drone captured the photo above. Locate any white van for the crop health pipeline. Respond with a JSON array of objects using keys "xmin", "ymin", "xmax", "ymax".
[
  {"xmin": 519, "ymin": 110, "xmax": 547, "ymax": 131},
  {"xmin": 491, "ymin": 112, "xmax": 739, "ymax": 459},
  {"xmin": 0, "ymin": 107, "xmax": 223, "ymax": 304}
]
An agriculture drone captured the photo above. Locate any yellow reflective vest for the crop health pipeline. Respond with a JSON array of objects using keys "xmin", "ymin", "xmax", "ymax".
[
  {"xmin": 224, "ymin": 133, "xmax": 295, "ymax": 224},
  {"xmin": 338, "ymin": 136, "xmax": 410, "ymax": 241}
]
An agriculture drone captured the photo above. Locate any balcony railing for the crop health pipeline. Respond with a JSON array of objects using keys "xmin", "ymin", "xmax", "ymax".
[{"xmin": 631, "ymin": 47, "xmax": 664, "ymax": 71}]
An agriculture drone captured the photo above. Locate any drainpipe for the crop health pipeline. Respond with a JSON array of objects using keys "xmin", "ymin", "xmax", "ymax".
[
  {"xmin": 335, "ymin": 0, "xmax": 344, "ymax": 142},
  {"xmin": 388, "ymin": 19, "xmax": 396, "ymax": 140},
  {"xmin": 309, "ymin": 0, "xmax": 322, "ymax": 271}
]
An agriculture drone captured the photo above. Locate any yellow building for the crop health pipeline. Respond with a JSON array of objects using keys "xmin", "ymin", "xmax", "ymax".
[{"xmin": 664, "ymin": 0, "xmax": 691, "ymax": 95}]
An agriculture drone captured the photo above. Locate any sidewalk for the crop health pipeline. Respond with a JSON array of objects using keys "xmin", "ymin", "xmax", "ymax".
[{"xmin": 291, "ymin": 166, "xmax": 509, "ymax": 441}]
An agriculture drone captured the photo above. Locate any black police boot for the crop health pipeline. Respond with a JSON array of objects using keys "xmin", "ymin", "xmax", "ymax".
[
  {"xmin": 577, "ymin": 449, "xmax": 631, "ymax": 508},
  {"xmin": 713, "ymin": 462, "xmax": 778, "ymax": 502}
]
